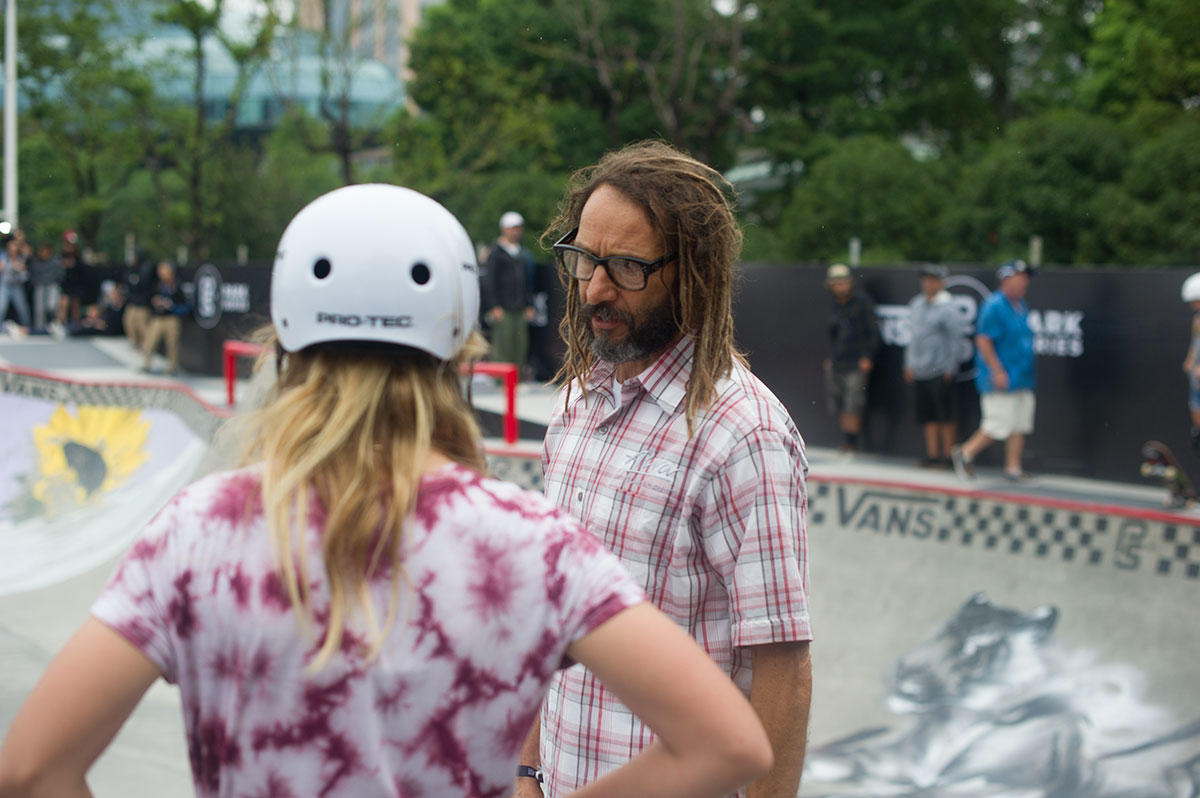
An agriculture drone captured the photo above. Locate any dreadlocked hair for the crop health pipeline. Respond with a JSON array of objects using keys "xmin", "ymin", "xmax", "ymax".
[
  {"xmin": 542, "ymin": 140, "xmax": 745, "ymax": 435},
  {"xmin": 238, "ymin": 328, "xmax": 488, "ymax": 671}
]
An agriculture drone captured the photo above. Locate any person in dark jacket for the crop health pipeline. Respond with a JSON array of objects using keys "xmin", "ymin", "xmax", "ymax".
[
  {"xmin": 481, "ymin": 211, "xmax": 535, "ymax": 372},
  {"xmin": 824, "ymin": 263, "xmax": 880, "ymax": 454},
  {"xmin": 123, "ymin": 250, "xmax": 156, "ymax": 351},
  {"xmin": 140, "ymin": 261, "xmax": 188, "ymax": 375}
]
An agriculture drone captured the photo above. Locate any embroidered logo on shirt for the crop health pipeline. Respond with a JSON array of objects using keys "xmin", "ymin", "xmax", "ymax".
[{"xmin": 621, "ymin": 451, "xmax": 680, "ymax": 497}]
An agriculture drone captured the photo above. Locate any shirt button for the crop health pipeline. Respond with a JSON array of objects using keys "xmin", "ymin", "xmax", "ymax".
[
  {"xmin": 597, "ymin": 426, "xmax": 608, "ymax": 436},
  {"xmin": 577, "ymin": 491, "xmax": 584, "ymax": 502}
]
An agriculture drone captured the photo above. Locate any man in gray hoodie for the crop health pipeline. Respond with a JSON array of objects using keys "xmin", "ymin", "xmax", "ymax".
[{"xmin": 904, "ymin": 264, "xmax": 965, "ymax": 467}]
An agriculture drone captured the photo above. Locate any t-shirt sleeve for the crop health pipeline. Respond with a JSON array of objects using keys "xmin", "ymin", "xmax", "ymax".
[
  {"xmin": 548, "ymin": 516, "xmax": 647, "ymax": 662},
  {"xmin": 977, "ymin": 298, "xmax": 1003, "ymax": 341},
  {"xmin": 702, "ymin": 425, "xmax": 812, "ymax": 648},
  {"xmin": 91, "ymin": 496, "xmax": 184, "ymax": 683}
]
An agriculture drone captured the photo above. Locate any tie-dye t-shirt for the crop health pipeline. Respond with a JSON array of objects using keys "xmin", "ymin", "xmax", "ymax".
[{"xmin": 92, "ymin": 463, "xmax": 645, "ymax": 798}]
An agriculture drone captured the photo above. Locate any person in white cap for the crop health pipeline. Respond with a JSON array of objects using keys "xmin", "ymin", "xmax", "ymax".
[
  {"xmin": 0, "ymin": 184, "xmax": 773, "ymax": 798},
  {"xmin": 482, "ymin": 210, "xmax": 536, "ymax": 373},
  {"xmin": 824, "ymin": 263, "xmax": 880, "ymax": 454}
]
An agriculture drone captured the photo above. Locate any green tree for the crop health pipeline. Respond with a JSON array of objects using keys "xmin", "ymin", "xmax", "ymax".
[
  {"xmin": 154, "ymin": 0, "xmax": 279, "ymax": 259},
  {"xmin": 1090, "ymin": 110, "xmax": 1200, "ymax": 265},
  {"xmin": 940, "ymin": 110, "xmax": 1129, "ymax": 264},
  {"xmin": 775, "ymin": 136, "xmax": 946, "ymax": 263},
  {"xmin": 17, "ymin": 0, "xmax": 162, "ymax": 253},
  {"xmin": 1079, "ymin": 0, "xmax": 1200, "ymax": 115}
]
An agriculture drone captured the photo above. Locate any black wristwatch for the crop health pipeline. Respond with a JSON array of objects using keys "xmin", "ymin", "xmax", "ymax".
[{"xmin": 517, "ymin": 765, "xmax": 544, "ymax": 784}]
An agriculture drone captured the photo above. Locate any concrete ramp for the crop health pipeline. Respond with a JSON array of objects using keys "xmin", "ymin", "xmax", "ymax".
[
  {"xmin": 0, "ymin": 366, "xmax": 224, "ymax": 594},
  {"xmin": 801, "ymin": 476, "xmax": 1200, "ymax": 797},
  {"xmin": 488, "ymin": 450, "xmax": 1200, "ymax": 797}
]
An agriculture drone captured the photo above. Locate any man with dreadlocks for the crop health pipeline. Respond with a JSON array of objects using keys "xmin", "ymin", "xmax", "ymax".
[{"xmin": 514, "ymin": 141, "xmax": 812, "ymax": 798}]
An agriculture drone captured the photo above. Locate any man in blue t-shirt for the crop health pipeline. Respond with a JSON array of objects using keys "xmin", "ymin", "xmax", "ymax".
[{"xmin": 951, "ymin": 260, "xmax": 1035, "ymax": 481}]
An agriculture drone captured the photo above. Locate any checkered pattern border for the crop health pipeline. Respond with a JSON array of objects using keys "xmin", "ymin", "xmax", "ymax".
[
  {"xmin": 809, "ymin": 481, "xmax": 1200, "ymax": 582},
  {"xmin": 485, "ymin": 452, "xmax": 543, "ymax": 492},
  {"xmin": 1, "ymin": 369, "xmax": 225, "ymax": 442}
]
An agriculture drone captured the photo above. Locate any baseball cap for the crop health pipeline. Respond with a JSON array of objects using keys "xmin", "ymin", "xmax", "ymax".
[
  {"xmin": 499, "ymin": 211, "xmax": 524, "ymax": 230},
  {"xmin": 826, "ymin": 263, "xmax": 852, "ymax": 282},
  {"xmin": 920, "ymin": 264, "xmax": 949, "ymax": 279},
  {"xmin": 996, "ymin": 259, "xmax": 1033, "ymax": 281}
]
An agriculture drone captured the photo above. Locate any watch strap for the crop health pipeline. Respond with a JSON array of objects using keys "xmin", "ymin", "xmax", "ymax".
[{"xmin": 516, "ymin": 765, "xmax": 544, "ymax": 783}]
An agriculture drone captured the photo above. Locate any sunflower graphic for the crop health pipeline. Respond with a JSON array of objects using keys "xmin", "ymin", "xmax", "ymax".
[{"xmin": 6, "ymin": 405, "xmax": 151, "ymax": 521}]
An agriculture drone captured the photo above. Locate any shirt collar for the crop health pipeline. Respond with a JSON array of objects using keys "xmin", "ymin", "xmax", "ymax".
[{"xmin": 584, "ymin": 335, "xmax": 692, "ymax": 415}]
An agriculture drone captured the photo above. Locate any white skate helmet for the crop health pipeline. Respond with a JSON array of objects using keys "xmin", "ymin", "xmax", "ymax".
[
  {"xmin": 1183, "ymin": 272, "xmax": 1200, "ymax": 303},
  {"xmin": 271, "ymin": 184, "xmax": 479, "ymax": 360}
]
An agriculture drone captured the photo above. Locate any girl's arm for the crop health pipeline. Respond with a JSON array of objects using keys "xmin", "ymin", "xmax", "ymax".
[
  {"xmin": 0, "ymin": 618, "xmax": 162, "ymax": 798},
  {"xmin": 565, "ymin": 603, "xmax": 773, "ymax": 798}
]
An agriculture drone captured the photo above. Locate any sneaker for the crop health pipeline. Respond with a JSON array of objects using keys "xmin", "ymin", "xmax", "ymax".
[
  {"xmin": 950, "ymin": 445, "xmax": 974, "ymax": 480},
  {"xmin": 1004, "ymin": 470, "xmax": 1029, "ymax": 483},
  {"xmin": 917, "ymin": 456, "xmax": 939, "ymax": 468}
]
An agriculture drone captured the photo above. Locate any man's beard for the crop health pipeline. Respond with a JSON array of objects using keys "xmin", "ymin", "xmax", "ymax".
[{"xmin": 580, "ymin": 292, "xmax": 680, "ymax": 365}]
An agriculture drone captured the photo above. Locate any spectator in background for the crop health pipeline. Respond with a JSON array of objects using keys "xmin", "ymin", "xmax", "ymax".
[
  {"xmin": 0, "ymin": 235, "xmax": 32, "ymax": 337},
  {"xmin": 123, "ymin": 250, "xmax": 155, "ymax": 351},
  {"xmin": 140, "ymin": 261, "xmax": 187, "ymax": 376},
  {"xmin": 30, "ymin": 242, "xmax": 64, "ymax": 334},
  {"xmin": 63, "ymin": 281, "xmax": 126, "ymax": 337},
  {"xmin": 58, "ymin": 250, "xmax": 88, "ymax": 325},
  {"xmin": 1179, "ymin": 272, "xmax": 1200, "ymax": 449},
  {"xmin": 824, "ymin": 263, "xmax": 880, "ymax": 455},
  {"xmin": 904, "ymin": 264, "xmax": 965, "ymax": 467},
  {"xmin": 952, "ymin": 260, "xmax": 1037, "ymax": 482},
  {"xmin": 482, "ymin": 210, "xmax": 536, "ymax": 375}
]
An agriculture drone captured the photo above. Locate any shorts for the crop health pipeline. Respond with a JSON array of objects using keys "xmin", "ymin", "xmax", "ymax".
[
  {"xmin": 1189, "ymin": 375, "xmax": 1200, "ymax": 411},
  {"xmin": 980, "ymin": 390, "xmax": 1036, "ymax": 439},
  {"xmin": 825, "ymin": 365, "xmax": 868, "ymax": 416},
  {"xmin": 913, "ymin": 376, "xmax": 955, "ymax": 424}
]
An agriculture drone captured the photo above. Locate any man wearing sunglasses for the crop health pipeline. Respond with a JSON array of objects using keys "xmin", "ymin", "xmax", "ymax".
[{"xmin": 517, "ymin": 141, "xmax": 812, "ymax": 798}]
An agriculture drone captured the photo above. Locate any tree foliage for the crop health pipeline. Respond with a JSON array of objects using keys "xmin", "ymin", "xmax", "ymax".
[{"xmin": 8, "ymin": 0, "xmax": 1200, "ymax": 267}]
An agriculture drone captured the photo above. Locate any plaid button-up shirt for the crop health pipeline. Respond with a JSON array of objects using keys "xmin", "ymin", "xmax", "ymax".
[{"xmin": 539, "ymin": 335, "xmax": 811, "ymax": 797}]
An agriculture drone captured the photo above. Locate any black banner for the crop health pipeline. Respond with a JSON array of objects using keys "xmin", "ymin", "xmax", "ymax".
[{"xmin": 734, "ymin": 264, "xmax": 1194, "ymax": 484}]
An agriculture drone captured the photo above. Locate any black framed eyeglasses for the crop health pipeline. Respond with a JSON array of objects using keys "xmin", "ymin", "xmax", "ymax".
[{"xmin": 552, "ymin": 229, "xmax": 675, "ymax": 291}]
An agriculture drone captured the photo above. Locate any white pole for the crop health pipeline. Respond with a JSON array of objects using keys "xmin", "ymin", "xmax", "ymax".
[{"xmin": 3, "ymin": 0, "xmax": 16, "ymax": 229}]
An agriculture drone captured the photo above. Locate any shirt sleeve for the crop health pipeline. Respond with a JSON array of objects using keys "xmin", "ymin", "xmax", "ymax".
[
  {"xmin": 550, "ymin": 516, "xmax": 647, "ymax": 660},
  {"xmin": 977, "ymin": 297, "xmax": 1004, "ymax": 342},
  {"xmin": 91, "ymin": 497, "xmax": 184, "ymax": 683},
  {"xmin": 702, "ymin": 425, "xmax": 812, "ymax": 648}
]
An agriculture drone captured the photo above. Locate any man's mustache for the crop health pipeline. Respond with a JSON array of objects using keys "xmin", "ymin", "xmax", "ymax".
[{"xmin": 582, "ymin": 302, "xmax": 633, "ymax": 326}]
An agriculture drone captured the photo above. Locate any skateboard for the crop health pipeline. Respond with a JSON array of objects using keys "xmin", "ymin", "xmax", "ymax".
[{"xmin": 1140, "ymin": 440, "xmax": 1198, "ymax": 509}]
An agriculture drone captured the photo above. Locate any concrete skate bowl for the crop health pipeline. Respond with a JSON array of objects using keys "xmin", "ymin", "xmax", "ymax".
[
  {"xmin": 0, "ymin": 366, "xmax": 225, "ymax": 596},
  {"xmin": 802, "ymin": 476, "xmax": 1200, "ymax": 798},
  {"xmin": 485, "ymin": 448, "xmax": 1200, "ymax": 797}
]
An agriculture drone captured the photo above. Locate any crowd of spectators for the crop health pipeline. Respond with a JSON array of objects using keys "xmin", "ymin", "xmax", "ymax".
[{"xmin": 0, "ymin": 228, "xmax": 188, "ymax": 374}]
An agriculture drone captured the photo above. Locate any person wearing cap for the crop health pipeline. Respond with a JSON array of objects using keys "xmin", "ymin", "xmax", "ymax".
[
  {"xmin": 951, "ymin": 260, "xmax": 1036, "ymax": 481},
  {"xmin": 904, "ymin": 264, "xmax": 965, "ymax": 467},
  {"xmin": 824, "ymin": 263, "xmax": 880, "ymax": 454},
  {"xmin": 482, "ymin": 210, "xmax": 537, "ymax": 373}
]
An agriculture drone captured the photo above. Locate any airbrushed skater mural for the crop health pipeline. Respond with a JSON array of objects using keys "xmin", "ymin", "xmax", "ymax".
[{"xmin": 804, "ymin": 593, "xmax": 1200, "ymax": 797}]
